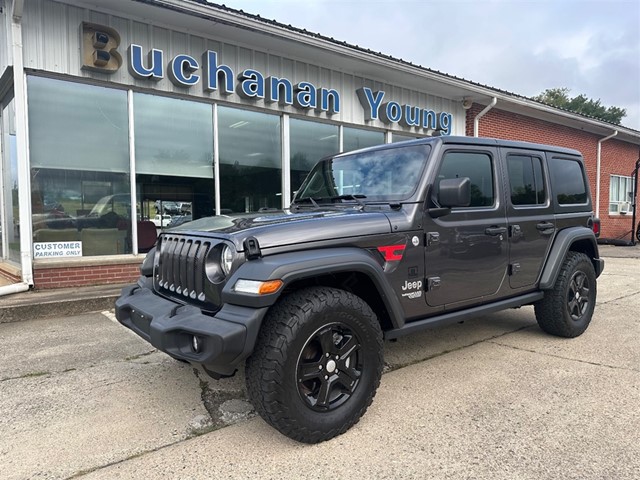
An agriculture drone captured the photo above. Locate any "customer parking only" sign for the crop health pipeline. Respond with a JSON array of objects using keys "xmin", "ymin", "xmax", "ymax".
[{"xmin": 34, "ymin": 242, "xmax": 83, "ymax": 258}]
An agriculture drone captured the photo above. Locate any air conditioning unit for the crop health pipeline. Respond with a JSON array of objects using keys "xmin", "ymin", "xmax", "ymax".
[{"xmin": 620, "ymin": 201, "xmax": 632, "ymax": 214}]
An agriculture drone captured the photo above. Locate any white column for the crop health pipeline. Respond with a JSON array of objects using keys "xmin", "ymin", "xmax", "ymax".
[
  {"xmin": 281, "ymin": 113, "xmax": 290, "ymax": 209},
  {"xmin": 11, "ymin": 15, "xmax": 33, "ymax": 284}
]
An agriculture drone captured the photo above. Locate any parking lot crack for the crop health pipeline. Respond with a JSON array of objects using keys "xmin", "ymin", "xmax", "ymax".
[
  {"xmin": 64, "ymin": 440, "xmax": 188, "ymax": 479},
  {"xmin": 597, "ymin": 290, "xmax": 640, "ymax": 306},
  {"xmin": 385, "ymin": 325, "xmax": 535, "ymax": 372},
  {"xmin": 190, "ymin": 367, "xmax": 254, "ymax": 434},
  {"xmin": 489, "ymin": 341, "xmax": 640, "ymax": 373},
  {"xmin": 0, "ymin": 370, "xmax": 51, "ymax": 382}
]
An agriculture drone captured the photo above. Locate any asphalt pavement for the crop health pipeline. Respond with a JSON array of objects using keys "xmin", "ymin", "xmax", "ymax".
[{"xmin": 0, "ymin": 252, "xmax": 638, "ymax": 479}]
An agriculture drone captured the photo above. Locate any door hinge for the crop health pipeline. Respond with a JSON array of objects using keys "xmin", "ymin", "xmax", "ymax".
[
  {"xmin": 509, "ymin": 263, "xmax": 521, "ymax": 275},
  {"xmin": 425, "ymin": 232, "xmax": 440, "ymax": 246}
]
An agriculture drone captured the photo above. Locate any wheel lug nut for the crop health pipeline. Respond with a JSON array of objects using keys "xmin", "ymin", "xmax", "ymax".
[
  {"xmin": 325, "ymin": 353, "xmax": 330, "ymax": 357},
  {"xmin": 324, "ymin": 375, "xmax": 328, "ymax": 380}
]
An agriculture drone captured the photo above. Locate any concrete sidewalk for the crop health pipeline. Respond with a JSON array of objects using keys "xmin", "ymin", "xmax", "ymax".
[{"xmin": 0, "ymin": 255, "xmax": 638, "ymax": 479}]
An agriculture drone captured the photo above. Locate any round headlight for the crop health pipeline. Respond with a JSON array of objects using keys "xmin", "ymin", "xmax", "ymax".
[{"xmin": 221, "ymin": 244, "xmax": 234, "ymax": 277}]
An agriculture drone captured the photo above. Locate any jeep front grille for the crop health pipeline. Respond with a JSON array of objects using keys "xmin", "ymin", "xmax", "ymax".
[{"xmin": 156, "ymin": 235, "xmax": 211, "ymax": 304}]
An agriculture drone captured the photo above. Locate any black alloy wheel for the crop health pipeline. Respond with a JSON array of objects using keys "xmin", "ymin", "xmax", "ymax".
[
  {"xmin": 567, "ymin": 270, "xmax": 591, "ymax": 321},
  {"xmin": 296, "ymin": 322, "xmax": 363, "ymax": 411}
]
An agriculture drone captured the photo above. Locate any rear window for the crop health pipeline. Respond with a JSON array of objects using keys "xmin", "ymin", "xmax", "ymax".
[{"xmin": 549, "ymin": 157, "xmax": 587, "ymax": 205}]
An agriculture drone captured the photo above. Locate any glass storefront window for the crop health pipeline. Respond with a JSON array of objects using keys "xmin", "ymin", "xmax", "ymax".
[
  {"xmin": 343, "ymin": 127, "xmax": 384, "ymax": 153},
  {"xmin": 392, "ymin": 133, "xmax": 421, "ymax": 143},
  {"xmin": 218, "ymin": 107, "xmax": 281, "ymax": 213},
  {"xmin": 28, "ymin": 76, "xmax": 131, "ymax": 256},
  {"xmin": 1, "ymin": 97, "xmax": 19, "ymax": 263},
  {"xmin": 134, "ymin": 93, "xmax": 214, "ymax": 238},
  {"xmin": 290, "ymin": 118, "xmax": 339, "ymax": 194}
]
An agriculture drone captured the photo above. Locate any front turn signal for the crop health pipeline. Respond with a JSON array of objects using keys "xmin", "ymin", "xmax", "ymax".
[{"xmin": 234, "ymin": 279, "xmax": 283, "ymax": 295}]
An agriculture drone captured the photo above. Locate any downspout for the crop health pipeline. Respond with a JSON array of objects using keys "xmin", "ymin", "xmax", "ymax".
[
  {"xmin": 595, "ymin": 130, "xmax": 618, "ymax": 218},
  {"xmin": 631, "ymin": 157, "xmax": 639, "ymax": 245},
  {"xmin": 0, "ymin": 282, "xmax": 29, "ymax": 295},
  {"xmin": 473, "ymin": 97, "xmax": 497, "ymax": 137}
]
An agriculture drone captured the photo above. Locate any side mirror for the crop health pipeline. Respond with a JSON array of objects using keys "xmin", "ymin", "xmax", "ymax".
[
  {"xmin": 428, "ymin": 177, "xmax": 471, "ymax": 218},
  {"xmin": 438, "ymin": 177, "xmax": 471, "ymax": 208}
]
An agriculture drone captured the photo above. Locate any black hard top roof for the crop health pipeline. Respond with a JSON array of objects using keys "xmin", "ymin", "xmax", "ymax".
[{"xmin": 338, "ymin": 136, "xmax": 582, "ymax": 158}]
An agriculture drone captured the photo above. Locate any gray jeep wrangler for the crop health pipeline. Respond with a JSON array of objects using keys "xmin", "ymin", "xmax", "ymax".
[{"xmin": 115, "ymin": 136, "xmax": 604, "ymax": 443}]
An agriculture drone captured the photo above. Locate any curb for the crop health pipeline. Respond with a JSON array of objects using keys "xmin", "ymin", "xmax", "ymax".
[{"xmin": 0, "ymin": 284, "xmax": 127, "ymax": 324}]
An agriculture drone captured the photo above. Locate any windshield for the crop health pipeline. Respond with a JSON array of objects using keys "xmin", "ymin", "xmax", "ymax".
[{"xmin": 295, "ymin": 144, "xmax": 430, "ymax": 203}]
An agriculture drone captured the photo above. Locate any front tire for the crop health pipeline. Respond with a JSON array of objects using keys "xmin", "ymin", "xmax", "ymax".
[
  {"xmin": 246, "ymin": 287, "xmax": 383, "ymax": 443},
  {"xmin": 535, "ymin": 251, "xmax": 596, "ymax": 338}
]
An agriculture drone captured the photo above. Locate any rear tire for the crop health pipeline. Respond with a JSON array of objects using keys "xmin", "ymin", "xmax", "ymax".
[
  {"xmin": 534, "ymin": 251, "xmax": 596, "ymax": 338},
  {"xmin": 246, "ymin": 287, "xmax": 383, "ymax": 443}
]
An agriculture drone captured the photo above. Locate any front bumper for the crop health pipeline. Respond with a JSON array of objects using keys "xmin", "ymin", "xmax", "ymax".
[{"xmin": 115, "ymin": 280, "xmax": 268, "ymax": 377}]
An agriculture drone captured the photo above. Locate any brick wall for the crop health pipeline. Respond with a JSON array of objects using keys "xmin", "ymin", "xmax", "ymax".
[
  {"xmin": 33, "ymin": 262, "xmax": 140, "ymax": 289},
  {"xmin": 467, "ymin": 104, "xmax": 640, "ymax": 240}
]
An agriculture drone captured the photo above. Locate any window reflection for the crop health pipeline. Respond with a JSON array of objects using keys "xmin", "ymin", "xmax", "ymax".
[
  {"xmin": 1, "ymin": 98, "xmax": 19, "ymax": 263},
  {"xmin": 290, "ymin": 118, "xmax": 339, "ymax": 194},
  {"xmin": 134, "ymin": 93, "xmax": 214, "ymax": 239},
  {"xmin": 28, "ymin": 76, "xmax": 132, "ymax": 256},
  {"xmin": 218, "ymin": 107, "xmax": 281, "ymax": 213},
  {"xmin": 343, "ymin": 127, "xmax": 384, "ymax": 153},
  {"xmin": 392, "ymin": 133, "xmax": 420, "ymax": 143}
]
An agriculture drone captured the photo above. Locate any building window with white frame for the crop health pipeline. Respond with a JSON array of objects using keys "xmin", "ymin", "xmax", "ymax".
[{"xmin": 609, "ymin": 174, "xmax": 635, "ymax": 214}]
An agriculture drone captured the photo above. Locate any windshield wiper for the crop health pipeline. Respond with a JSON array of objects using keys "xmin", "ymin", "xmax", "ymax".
[
  {"xmin": 292, "ymin": 194, "xmax": 367, "ymax": 210},
  {"xmin": 327, "ymin": 194, "xmax": 367, "ymax": 209},
  {"xmin": 291, "ymin": 196, "xmax": 320, "ymax": 210}
]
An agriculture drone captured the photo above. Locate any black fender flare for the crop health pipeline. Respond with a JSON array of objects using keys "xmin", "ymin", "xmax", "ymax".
[
  {"xmin": 539, "ymin": 227, "xmax": 602, "ymax": 290},
  {"xmin": 221, "ymin": 247, "xmax": 406, "ymax": 329}
]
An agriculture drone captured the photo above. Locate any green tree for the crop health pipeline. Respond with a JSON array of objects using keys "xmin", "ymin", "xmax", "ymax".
[{"xmin": 533, "ymin": 87, "xmax": 626, "ymax": 125}]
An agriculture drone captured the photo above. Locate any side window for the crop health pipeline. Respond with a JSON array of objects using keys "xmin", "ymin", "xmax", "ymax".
[
  {"xmin": 438, "ymin": 151, "xmax": 494, "ymax": 207},
  {"xmin": 507, "ymin": 154, "xmax": 546, "ymax": 205},
  {"xmin": 550, "ymin": 158, "xmax": 587, "ymax": 205}
]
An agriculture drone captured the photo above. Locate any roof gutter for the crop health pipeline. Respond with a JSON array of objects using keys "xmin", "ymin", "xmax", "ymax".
[
  {"xmin": 474, "ymin": 97, "xmax": 497, "ymax": 137},
  {"xmin": 595, "ymin": 130, "xmax": 618, "ymax": 216}
]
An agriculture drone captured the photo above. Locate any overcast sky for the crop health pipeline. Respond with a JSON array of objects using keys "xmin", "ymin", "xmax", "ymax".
[{"xmin": 217, "ymin": 0, "xmax": 640, "ymax": 131}]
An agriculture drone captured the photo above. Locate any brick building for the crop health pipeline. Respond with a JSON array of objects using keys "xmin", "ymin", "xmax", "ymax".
[{"xmin": 0, "ymin": 0, "xmax": 638, "ymax": 290}]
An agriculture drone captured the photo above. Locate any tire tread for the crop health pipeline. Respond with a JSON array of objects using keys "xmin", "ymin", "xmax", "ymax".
[
  {"xmin": 534, "ymin": 251, "xmax": 596, "ymax": 338},
  {"xmin": 246, "ymin": 286, "xmax": 383, "ymax": 443}
]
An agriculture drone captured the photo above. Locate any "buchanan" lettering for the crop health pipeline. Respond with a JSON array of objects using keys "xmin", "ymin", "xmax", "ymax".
[{"xmin": 128, "ymin": 46, "xmax": 340, "ymax": 115}]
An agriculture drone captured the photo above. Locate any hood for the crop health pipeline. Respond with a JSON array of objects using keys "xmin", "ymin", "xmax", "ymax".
[{"xmin": 170, "ymin": 208, "xmax": 392, "ymax": 250}]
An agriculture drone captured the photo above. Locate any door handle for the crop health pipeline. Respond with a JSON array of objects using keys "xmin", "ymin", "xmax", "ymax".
[
  {"xmin": 536, "ymin": 222, "xmax": 555, "ymax": 231},
  {"xmin": 485, "ymin": 226, "xmax": 507, "ymax": 236}
]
